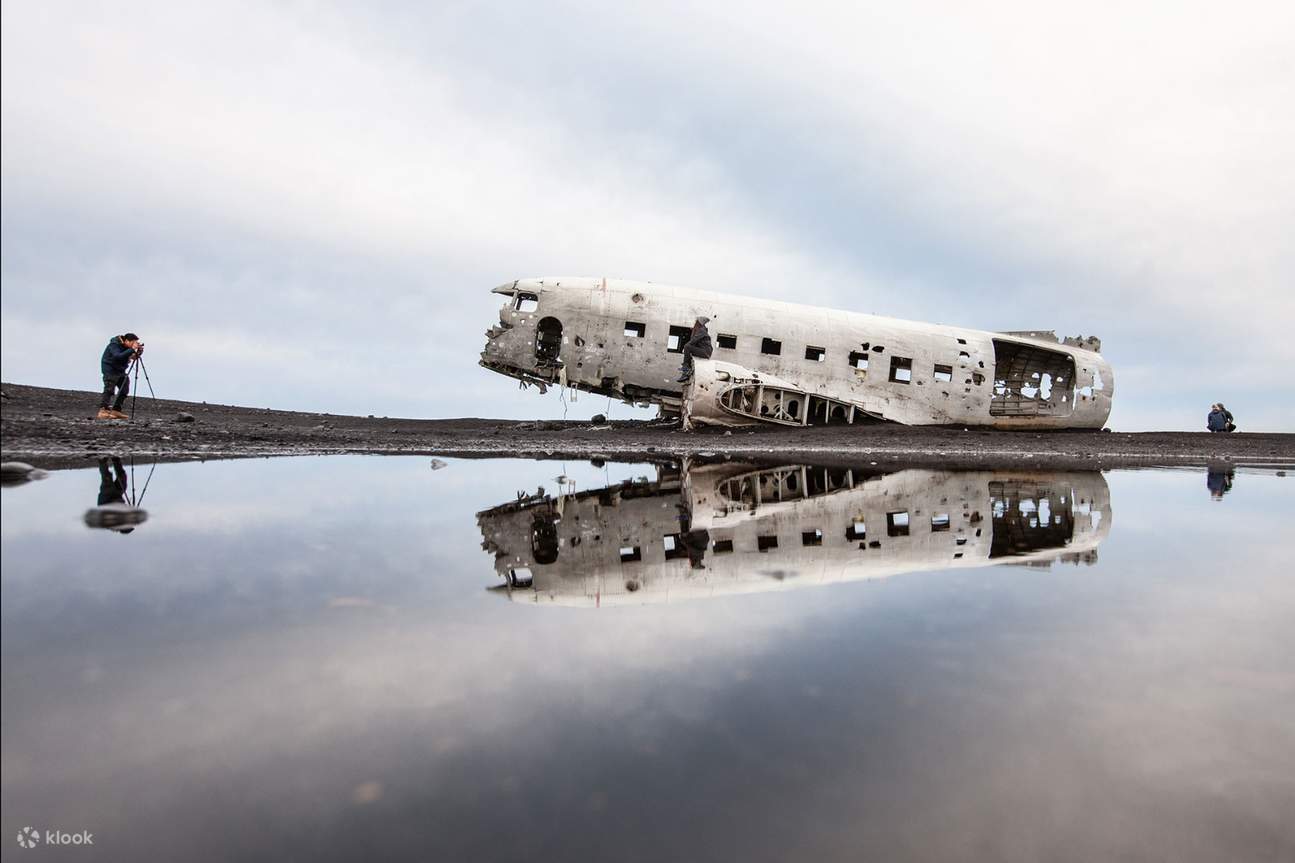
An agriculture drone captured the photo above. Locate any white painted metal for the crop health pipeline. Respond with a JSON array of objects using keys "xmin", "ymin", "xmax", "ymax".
[
  {"xmin": 480, "ymin": 277, "xmax": 1114, "ymax": 428},
  {"xmin": 478, "ymin": 464, "xmax": 1111, "ymax": 607}
]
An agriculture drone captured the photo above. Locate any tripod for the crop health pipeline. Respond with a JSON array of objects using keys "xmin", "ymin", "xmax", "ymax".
[{"xmin": 128, "ymin": 355, "xmax": 158, "ymax": 422}]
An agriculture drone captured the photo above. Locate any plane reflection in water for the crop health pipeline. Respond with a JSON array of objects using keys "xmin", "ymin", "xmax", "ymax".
[{"xmin": 477, "ymin": 462, "xmax": 1112, "ymax": 606}]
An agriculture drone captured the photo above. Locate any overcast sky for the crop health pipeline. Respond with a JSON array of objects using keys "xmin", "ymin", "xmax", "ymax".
[{"xmin": 2, "ymin": 1, "xmax": 1292, "ymax": 430}]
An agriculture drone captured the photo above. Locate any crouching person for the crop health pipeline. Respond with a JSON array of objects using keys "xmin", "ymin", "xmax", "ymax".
[
  {"xmin": 1206, "ymin": 402, "xmax": 1235, "ymax": 433},
  {"xmin": 97, "ymin": 333, "xmax": 143, "ymax": 420}
]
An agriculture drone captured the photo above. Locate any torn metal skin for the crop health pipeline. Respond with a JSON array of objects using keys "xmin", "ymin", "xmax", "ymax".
[{"xmin": 480, "ymin": 277, "xmax": 1114, "ymax": 429}]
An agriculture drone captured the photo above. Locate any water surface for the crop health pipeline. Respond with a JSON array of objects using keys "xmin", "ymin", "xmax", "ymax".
[{"xmin": 2, "ymin": 456, "xmax": 1292, "ymax": 861}]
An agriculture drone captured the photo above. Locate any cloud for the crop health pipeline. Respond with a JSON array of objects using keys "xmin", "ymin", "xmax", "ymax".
[{"xmin": 3, "ymin": 0, "xmax": 1292, "ymax": 428}]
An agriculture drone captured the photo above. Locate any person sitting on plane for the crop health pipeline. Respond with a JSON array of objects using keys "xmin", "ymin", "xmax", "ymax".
[
  {"xmin": 681, "ymin": 528, "xmax": 710, "ymax": 570},
  {"xmin": 676, "ymin": 316, "xmax": 713, "ymax": 383},
  {"xmin": 1218, "ymin": 403, "xmax": 1236, "ymax": 432}
]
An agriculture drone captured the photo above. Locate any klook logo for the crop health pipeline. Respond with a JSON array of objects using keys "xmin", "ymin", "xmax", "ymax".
[{"xmin": 15, "ymin": 826, "xmax": 94, "ymax": 849}]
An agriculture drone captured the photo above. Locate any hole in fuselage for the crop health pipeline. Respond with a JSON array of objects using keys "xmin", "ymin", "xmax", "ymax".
[
  {"xmin": 989, "ymin": 340, "xmax": 1076, "ymax": 417},
  {"xmin": 536, "ymin": 316, "xmax": 563, "ymax": 363},
  {"xmin": 530, "ymin": 512, "xmax": 560, "ymax": 564}
]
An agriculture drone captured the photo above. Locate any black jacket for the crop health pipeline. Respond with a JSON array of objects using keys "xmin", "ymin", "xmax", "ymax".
[
  {"xmin": 101, "ymin": 338, "xmax": 136, "ymax": 377},
  {"xmin": 683, "ymin": 325, "xmax": 713, "ymax": 359}
]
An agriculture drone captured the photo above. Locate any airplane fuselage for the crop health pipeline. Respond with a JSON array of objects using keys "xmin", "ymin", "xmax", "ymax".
[{"xmin": 480, "ymin": 277, "xmax": 1114, "ymax": 428}]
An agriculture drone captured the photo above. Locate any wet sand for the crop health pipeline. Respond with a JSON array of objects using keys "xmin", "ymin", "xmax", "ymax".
[{"xmin": 2, "ymin": 382, "xmax": 1292, "ymax": 471}]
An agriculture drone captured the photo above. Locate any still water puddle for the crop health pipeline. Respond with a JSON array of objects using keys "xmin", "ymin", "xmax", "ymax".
[{"xmin": 2, "ymin": 456, "xmax": 1292, "ymax": 861}]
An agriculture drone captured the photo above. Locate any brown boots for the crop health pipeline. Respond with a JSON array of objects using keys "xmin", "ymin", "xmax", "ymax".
[{"xmin": 95, "ymin": 408, "xmax": 129, "ymax": 420}]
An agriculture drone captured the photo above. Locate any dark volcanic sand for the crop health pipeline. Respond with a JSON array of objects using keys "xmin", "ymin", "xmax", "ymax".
[{"xmin": 2, "ymin": 382, "xmax": 1292, "ymax": 472}]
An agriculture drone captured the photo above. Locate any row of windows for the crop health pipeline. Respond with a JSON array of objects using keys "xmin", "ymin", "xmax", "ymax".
[
  {"xmin": 513, "ymin": 294, "xmax": 976, "ymax": 385},
  {"xmin": 514, "ymin": 296, "xmax": 978, "ymax": 385},
  {"xmin": 624, "ymin": 320, "xmax": 974, "ymax": 385},
  {"xmin": 618, "ymin": 514, "xmax": 982, "ymax": 562}
]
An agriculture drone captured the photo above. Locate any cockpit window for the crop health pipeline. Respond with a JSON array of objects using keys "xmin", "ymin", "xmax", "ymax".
[{"xmin": 514, "ymin": 293, "xmax": 539, "ymax": 313}]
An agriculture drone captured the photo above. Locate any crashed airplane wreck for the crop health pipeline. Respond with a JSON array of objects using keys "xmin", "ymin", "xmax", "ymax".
[
  {"xmin": 481, "ymin": 277, "xmax": 1113, "ymax": 428},
  {"xmin": 478, "ymin": 462, "xmax": 1111, "ymax": 607}
]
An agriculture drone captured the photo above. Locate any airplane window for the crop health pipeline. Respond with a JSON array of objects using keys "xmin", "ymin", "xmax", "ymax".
[
  {"xmin": 849, "ymin": 351, "xmax": 869, "ymax": 370},
  {"xmin": 666, "ymin": 325, "xmax": 691, "ymax": 353},
  {"xmin": 717, "ymin": 334, "xmax": 737, "ymax": 349},
  {"xmin": 934, "ymin": 364, "xmax": 953, "ymax": 382},
  {"xmin": 761, "ymin": 338, "xmax": 782, "ymax": 356},
  {"xmin": 887, "ymin": 511, "xmax": 911, "ymax": 537},
  {"xmin": 514, "ymin": 293, "xmax": 539, "ymax": 313},
  {"xmin": 805, "ymin": 345, "xmax": 826, "ymax": 362},
  {"xmin": 889, "ymin": 356, "xmax": 913, "ymax": 384},
  {"xmin": 624, "ymin": 322, "xmax": 646, "ymax": 338}
]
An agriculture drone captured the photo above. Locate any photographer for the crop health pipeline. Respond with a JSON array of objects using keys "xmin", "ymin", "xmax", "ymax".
[{"xmin": 97, "ymin": 333, "xmax": 143, "ymax": 420}]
